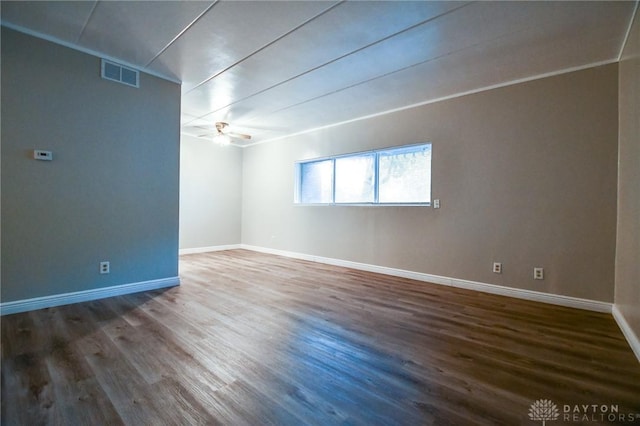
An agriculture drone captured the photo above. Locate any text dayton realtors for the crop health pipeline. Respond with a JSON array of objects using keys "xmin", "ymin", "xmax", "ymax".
[{"xmin": 562, "ymin": 404, "xmax": 639, "ymax": 423}]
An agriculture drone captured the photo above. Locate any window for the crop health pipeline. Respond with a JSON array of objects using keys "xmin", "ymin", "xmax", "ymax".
[
  {"xmin": 379, "ymin": 145, "xmax": 431, "ymax": 203},
  {"xmin": 295, "ymin": 143, "xmax": 431, "ymax": 205},
  {"xmin": 335, "ymin": 154, "xmax": 375, "ymax": 203},
  {"xmin": 299, "ymin": 159, "xmax": 333, "ymax": 203}
]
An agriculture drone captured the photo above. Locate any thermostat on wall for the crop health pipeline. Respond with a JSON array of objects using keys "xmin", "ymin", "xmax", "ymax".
[{"xmin": 33, "ymin": 150, "xmax": 53, "ymax": 161}]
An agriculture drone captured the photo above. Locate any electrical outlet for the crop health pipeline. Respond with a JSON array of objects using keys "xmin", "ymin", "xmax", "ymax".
[
  {"xmin": 493, "ymin": 262, "xmax": 502, "ymax": 274},
  {"xmin": 100, "ymin": 261, "xmax": 110, "ymax": 274},
  {"xmin": 33, "ymin": 150, "xmax": 53, "ymax": 161},
  {"xmin": 433, "ymin": 199, "xmax": 440, "ymax": 209},
  {"xmin": 533, "ymin": 267, "xmax": 544, "ymax": 280}
]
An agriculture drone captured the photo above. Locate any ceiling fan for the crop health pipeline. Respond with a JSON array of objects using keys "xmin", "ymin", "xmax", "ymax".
[
  {"xmin": 213, "ymin": 122, "xmax": 251, "ymax": 141},
  {"xmin": 184, "ymin": 121, "xmax": 252, "ymax": 145}
]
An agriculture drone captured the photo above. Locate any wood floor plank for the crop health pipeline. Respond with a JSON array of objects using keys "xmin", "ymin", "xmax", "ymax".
[{"xmin": 2, "ymin": 249, "xmax": 640, "ymax": 425}]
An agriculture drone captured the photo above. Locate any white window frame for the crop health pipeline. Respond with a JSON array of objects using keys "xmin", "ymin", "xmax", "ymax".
[{"xmin": 294, "ymin": 143, "xmax": 432, "ymax": 206}]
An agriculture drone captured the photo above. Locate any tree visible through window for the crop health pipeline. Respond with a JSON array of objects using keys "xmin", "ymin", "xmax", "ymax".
[
  {"xmin": 379, "ymin": 145, "xmax": 431, "ymax": 203},
  {"xmin": 295, "ymin": 143, "xmax": 431, "ymax": 205},
  {"xmin": 335, "ymin": 154, "xmax": 375, "ymax": 203}
]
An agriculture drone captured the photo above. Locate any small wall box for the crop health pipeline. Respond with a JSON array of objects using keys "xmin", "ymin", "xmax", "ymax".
[{"xmin": 33, "ymin": 150, "xmax": 53, "ymax": 161}]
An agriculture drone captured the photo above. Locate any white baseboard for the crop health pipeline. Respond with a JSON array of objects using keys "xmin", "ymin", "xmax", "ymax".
[
  {"xmin": 241, "ymin": 244, "xmax": 612, "ymax": 313},
  {"xmin": 179, "ymin": 244, "xmax": 242, "ymax": 255},
  {"xmin": 612, "ymin": 305, "xmax": 640, "ymax": 363},
  {"xmin": 0, "ymin": 276, "xmax": 180, "ymax": 316}
]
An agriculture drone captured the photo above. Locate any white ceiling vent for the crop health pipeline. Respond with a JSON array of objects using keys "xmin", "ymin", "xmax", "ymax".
[{"xmin": 101, "ymin": 59, "xmax": 139, "ymax": 88}]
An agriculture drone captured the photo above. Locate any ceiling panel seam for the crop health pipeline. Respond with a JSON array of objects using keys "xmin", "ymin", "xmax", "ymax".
[
  {"xmin": 204, "ymin": 21, "xmax": 537, "ymax": 123},
  {"xmin": 257, "ymin": 52, "xmax": 456, "ymax": 118},
  {"xmin": 145, "ymin": 1, "xmax": 218, "ymax": 68},
  {"xmin": 185, "ymin": 0, "xmax": 344, "ymax": 94},
  {"xmin": 248, "ymin": 58, "xmax": 618, "ymax": 148},
  {"xmin": 617, "ymin": 1, "xmax": 639, "ymax": 61},
  {"xmin": 74, "ymin": 1, "xmax": 99, "ymax": 44},
  {"xmin": 190, "ymin": 1, "xmax": 474, "ymax": 124},
  {"xmin": 199, "ymin": 3, "xmax": 625, "ymax": 127}
]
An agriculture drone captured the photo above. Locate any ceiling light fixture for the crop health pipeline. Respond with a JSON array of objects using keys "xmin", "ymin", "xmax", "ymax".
[{"xmin": 213, "ymin": 133, "xmax": 231, "ymax": 146}]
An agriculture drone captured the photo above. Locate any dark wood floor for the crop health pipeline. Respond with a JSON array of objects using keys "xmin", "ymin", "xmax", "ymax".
[{"xmin": 2, "ymin": 250, "xmax": 639, "ymax": 425}]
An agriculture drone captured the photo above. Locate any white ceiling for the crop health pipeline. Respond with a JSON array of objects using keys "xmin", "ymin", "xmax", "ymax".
[{"xmin": 1, "ymin": 1, "xmax": 637, "ymax": 146}]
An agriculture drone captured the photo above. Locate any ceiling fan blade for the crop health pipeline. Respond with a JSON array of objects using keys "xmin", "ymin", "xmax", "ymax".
[
  {"xmin": 226, "ymin": 131, "xmax": 252, "ymax": 140},
  {"xmin": 183, "ymin": 125, "xmax": 215, "ymax": 133},
  {"xmin": 184, "ymin": 122, "xmax": 252, "ymax": 142}
]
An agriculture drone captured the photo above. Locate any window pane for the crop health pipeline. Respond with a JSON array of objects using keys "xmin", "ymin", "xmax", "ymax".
[
  {"xmin": 299, "ymin": 160, "xmax": 333, "ymax": 203},
  {"xmin": 379, "ymin": 145, "xmax": 431, "ymax": 203},
  {"xmin": 335, "ymin": 154, "xmax": 375, "ymax": 203}
]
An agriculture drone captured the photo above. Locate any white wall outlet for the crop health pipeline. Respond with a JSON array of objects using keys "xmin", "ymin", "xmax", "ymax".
[
  {"xmin": 33, "ymin": 150, "xmax": 53, "ymax": 161},
  {"xmin": 493, "ymin": 262, "xmax": 502, "ymax": 274},
  {"xmin": 534, "ymin": 267, "xmax": 544, "ymax": 280},
  {"xmin": 433, "ymin": 199, "xmax": 440, "ymax": 209},
  {"xmin": 100, "ymin": 261, "xmax": 110, "ymax": 274}
]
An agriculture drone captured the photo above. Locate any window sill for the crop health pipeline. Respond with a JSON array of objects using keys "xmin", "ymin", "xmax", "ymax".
[{"xmin": 293, "ymin": 203, "xmax": 432, "ymax": 207}]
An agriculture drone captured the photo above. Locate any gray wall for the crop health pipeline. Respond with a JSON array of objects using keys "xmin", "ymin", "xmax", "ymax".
[
  {"xmin": 242, "ymin": 64, "xmax": 619, "ymax": 302},
  {"xmin": 1, "ymin": 28, "xmax": 181, "ymax": 303},
  {"xmin": 179, "ymin": 134, "xmax": 242, "ymax": 249},
  {"xmin": 615, "ymin": 10, "xmax": 640, "ymax": 339}
]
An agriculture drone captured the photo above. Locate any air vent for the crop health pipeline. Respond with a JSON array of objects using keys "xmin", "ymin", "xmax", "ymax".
[{"xmin": 101, "ymin": 59, "xmax": 139, "ymax": 88}]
